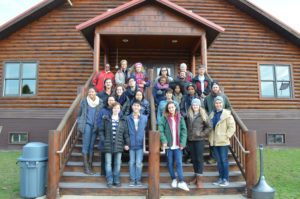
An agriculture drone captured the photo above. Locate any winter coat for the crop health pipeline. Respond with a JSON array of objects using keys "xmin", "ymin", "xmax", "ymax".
[
  {"xmin": 115, "ymin": 69, "xmax": 129, "ymax": 85},
  {"xmin": 204, "ymin": 93, "xmax": 232, "ymax": 116},
  {"xmin": 180, "ymin": 94, "xmax": 201, "ymax": 118},
  {"xmin": 97, "ymin": 89, "xmax": 113, "ymax": 106},
  {"xmin": 99, "ymin": 115, "xmax": 130, "ymax": 153},
  {"xmin": 93, "ymin": 70, "xmax": 115, "ymax": 93},
  {"xmin": 158, "ymin": 113, "xmax": 187, "ymax": 148},
  {"xmin": 130, "ymin": 72, "xmax": 150, "ymax": 92},
  {"xmin": 208, "ymin": 109, "xmax": 236, "ymax": 146},
  {"xmin": 153, "ymin": 83, "xmax": 168, "ymax": 105},
  {"xmin": 77, "ymin": 98, "xmax": 103, "ymax": 134},
  {"xmin": 186, "ymin": 110, "xmax": 212, "ymax": 141},
  {"xmin": 115, "ymin": 94, "xmax": 131, "ymax": 116},
  {"xmin": 126, "ymin": 114, "xmax": 148, "ymax": 150},
  {"xmin": 125, "ymin": 87, "xmax": 139, "ymax": 102},
  {"xmin": 192, "ymin": 75, "xmax": 211, "ymax": 96},
  {"xmin": 156, "ymin": 100, "xmax": 180, "ymax": 125}
]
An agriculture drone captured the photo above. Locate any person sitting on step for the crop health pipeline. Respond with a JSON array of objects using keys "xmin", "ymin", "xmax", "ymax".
[
  {"xmin": 126, "ymin": 100, "xmax": 148, "ymax": 187},
  {"xmin": 77, "ymin": 86, "xmax": 103, "ymax": 175},
  {"xmin": 158, "ymin": 101, "xmax": 190, "ymax": 191},
  {"xmin": 99, "ymin": 102, "xmax": 129, "ymax": 188}
]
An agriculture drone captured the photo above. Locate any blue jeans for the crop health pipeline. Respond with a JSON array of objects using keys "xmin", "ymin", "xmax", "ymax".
[
  {"xmin": 129, "ymin": 149, "xmax": 144, "ymax": 182},
  {"xmin": 105, "ymin": 152, "xmax": 122, "ymax": 184},
  {"xmin": 213, "ymin": 146, "xmax": 229, "ymax": 181},
  {"xmin": 82, "ymin": 124, "xmax": 97, "ymax": 154},
  {"xmin": 166, "ymin": 149, "xmax": 184, "ymax": 182}
]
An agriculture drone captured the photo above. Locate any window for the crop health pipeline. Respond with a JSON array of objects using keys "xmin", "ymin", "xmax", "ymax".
[
  {"xmin": 267, "ymin": 133, "xmax": 285, "ymax": 145},
  {"xmin": 3, "ymin": 62, "xmax": 37, "ymax": 96},
  {"xmin": 9, "ymin": 132, "xmax": 28, "ymax": 144},
  {"xmin": 259, "ymin": 64, "xmax": 292, "ymax": 98}
]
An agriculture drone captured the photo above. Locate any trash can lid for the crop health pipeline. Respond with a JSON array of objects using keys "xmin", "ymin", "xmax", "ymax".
[{"xmin": 18, "ymin": 142, "xmax": 48, "ymax": 162}]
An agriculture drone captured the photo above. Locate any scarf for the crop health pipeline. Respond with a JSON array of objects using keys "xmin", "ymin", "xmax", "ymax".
[
  {"xmin": 116, "ymin": 93, "xmax": 127, "ymax": 105},
  {"xmin": 87, "ymin": 96, "xmax": 100, "ymax": 108},
  {"xmin": 157, "ymin": 82, "xmax": 169, "ymax": 89},
  {"xmin": 166, "ymin": 112, "xmax": 181, "ymax": 146},
  {"xmin": 211, "ymin": 109, "xmax": 223, "ymax": 130}
]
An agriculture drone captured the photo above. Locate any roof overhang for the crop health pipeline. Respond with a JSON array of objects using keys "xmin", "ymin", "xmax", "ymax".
[{"xmin": 76, "ymin": 0, "xmax": 225, "ymax": 49}]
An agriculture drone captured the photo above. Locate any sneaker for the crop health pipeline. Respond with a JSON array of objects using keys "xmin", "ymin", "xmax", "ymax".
[
  {"xmin": 107, "ymin": 182, "xmax": 113, "ymax": 188},
  {"xmin": 171, "ymin": 179, "xmax": 177, "ymax": 188},
  {"xmin": 113, "ymin": 182, "xmax": 121, "ymax": 187},
  {"xmin": 178, "ymin": 182, "xmax": 190, "ymax": 191},
  {"xmin": 207, "ymin": 159, "xmax": 216, "ymax": 164},
  {"xmin": 136, "ymin": 181, "xmax": 143, "ymax": 186},
  {"xmin": 129, "ymin": 181, "xmax": 135, "ymax": 187},
  {"xmin": 219, "ymin": 179, "xmax": 229, "ymax": 187},
  {"xmin": 213, "ymin": 178, "xmax": 223, "ymax": 186}
]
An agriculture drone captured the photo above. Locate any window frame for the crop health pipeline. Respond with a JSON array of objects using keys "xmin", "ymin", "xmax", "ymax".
[
  {"xmin": 257, "ymin": 62, "xmax": 295, "ymax": 100},
  {"xmin": 2, "ymin": 61, "xmax": 39, "ymax": 97},
  {"xmin": 266, "ymin": 133, "xmax": 286, "ymax": 146},
  {"xmin": 8, "ymin": 132, "xmax": 29, "ymax": 145}
]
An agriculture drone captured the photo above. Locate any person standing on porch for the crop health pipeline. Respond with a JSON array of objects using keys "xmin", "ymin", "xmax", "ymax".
[
  {"xmin": 176, "ymin": 63, "xmax": 193, "ymax": 82},
  {"xmin": 159, "ymin": 101, "xmax": 189, "ymax": 191},
  {"xmin": 126, "ymin": 100, "xmax": 148, "ymax": 186},
  {"xmin": 115, "ymin": 59, "xmax": 129, "ymax": 88},
  {"xmin": 129, "ymin": 62, "xmax": 150, "ymax": 92},
  {"xmin": 186, "ymin": 99, "xmax": 212, "ymax": 188},
  {"xmin": 99, "ymin": 102, "xmax": 130, "ymax": 187},
  {"xmin": 209, "ymin": 96, "xmax": 235, "ymax": 187},
  {"xmin": 93, "ymin": 63, "xmax": 115, "ymax": 93},
  {"xmin": 77, "ymin": 86, "xmax": 103, "ymax": 175},
  {"xmin": 192, "ymin": 65, "xmax": 211, "ymax": 102}
]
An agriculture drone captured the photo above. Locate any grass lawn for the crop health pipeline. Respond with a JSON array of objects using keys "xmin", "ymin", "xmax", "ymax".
[
  {"xmin": 0, "ymin": 151, "xmax": 22, "ymax": 199},
  {"xmin": 0, "ymin": 149, "xmax": 299, "ymax": 199},
  {"xmin": 258, "ymin": 148, "xmax": 300, "ymax": 199}
]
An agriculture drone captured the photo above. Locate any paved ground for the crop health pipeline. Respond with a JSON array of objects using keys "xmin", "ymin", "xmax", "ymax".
[{"xmin": 57, "ymin": 195, "xmax": 247, "ymax": 199}]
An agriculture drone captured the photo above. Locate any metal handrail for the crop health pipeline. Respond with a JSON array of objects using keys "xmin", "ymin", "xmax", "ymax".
[
  {"xmin": 56, "ymin": 119, "xmax": 78, "ymax": 154},
  {"xmin": 232, "ymin": 134, "xmax": 250, "ymax": 154}
]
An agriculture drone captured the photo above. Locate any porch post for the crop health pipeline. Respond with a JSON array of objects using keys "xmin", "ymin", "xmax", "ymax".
[
  {"xmin": 93, "ymin": 32, "xmax": 100, "ymax": 72},
  {"xmin": 191, "ymin": 54, "xmax": 196, "ymax": 76},
  {"xmin": 201, "ymin": 33, "xmax": 207, "ymax": 70}
]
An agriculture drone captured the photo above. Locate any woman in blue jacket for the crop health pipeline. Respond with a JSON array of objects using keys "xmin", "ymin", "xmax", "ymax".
[
  {"xmin": 132, "ymin": 90, "xmax": 150, "ymax": 118},
  {"xmin": 126, "ymin": 100, "xmax": 148, "ymax": 186}
]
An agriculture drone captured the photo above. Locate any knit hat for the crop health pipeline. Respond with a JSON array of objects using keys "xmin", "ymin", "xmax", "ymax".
[
  {"xmin": 214, "ymin": 96, "xmax": 223, "ymax": 104},
  {"xmin": 211, "ymin": 81, "xmax": 220, "ymax": 89},
  {"xmin": 191, "ymin": 98, "xmax": 201, "ymax": 106}
]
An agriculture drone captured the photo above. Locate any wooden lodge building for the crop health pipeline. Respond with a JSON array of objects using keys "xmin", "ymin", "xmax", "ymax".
[{"xmin": 0, "ymin": 0, "xmax": 299, "ymax": 197}]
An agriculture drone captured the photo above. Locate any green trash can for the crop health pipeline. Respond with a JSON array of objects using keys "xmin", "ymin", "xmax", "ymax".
[{"xmin": 18, "ymin": 142, "xmax": 48, "ymax": 198}]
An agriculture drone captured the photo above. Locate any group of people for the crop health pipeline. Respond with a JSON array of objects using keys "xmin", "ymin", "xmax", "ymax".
[{"xmin": 77, "ymin": 60, "xmax": 236, "ymax": 191}]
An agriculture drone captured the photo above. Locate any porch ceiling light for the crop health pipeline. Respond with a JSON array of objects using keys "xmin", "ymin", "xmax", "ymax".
[
  {"xmin": 122, "ymin": 39, "xmax": 129, "ymax": 43},
  {"xmin": 171, "ymin": 39, "xmax": 178, "ymax": 43}
]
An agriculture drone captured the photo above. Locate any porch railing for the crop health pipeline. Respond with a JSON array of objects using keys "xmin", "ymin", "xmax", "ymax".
[
  {"xmin": 47, "ymin": 72, "xmax": 95, "ymax": 199},
  {"xmin": 230, "ymin": 109, "xmax": 257, "ymax": 198}
]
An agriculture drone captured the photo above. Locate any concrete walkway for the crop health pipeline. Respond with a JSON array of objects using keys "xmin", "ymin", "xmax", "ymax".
[{"xmin": 59, "ymin": 195, "xmax": 247, "ymax": 199}]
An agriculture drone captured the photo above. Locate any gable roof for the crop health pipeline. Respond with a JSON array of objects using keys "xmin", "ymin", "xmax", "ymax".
[
  {"xmin": 0, "ymin": 0, "xmax": 300, "ymax": 48},
  {"xmin": 76, "ymin": 0, "xmax": 225, "ymax": 48}
]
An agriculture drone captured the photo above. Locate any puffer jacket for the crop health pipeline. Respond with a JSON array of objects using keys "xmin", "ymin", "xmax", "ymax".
[
  {"xmin": 99, "ymin": 115, "xmax": 130, "ymax": 153},
  {"xmin": 77, "ymin": 97, "xmax": 103, "ymax": 133},
  {"xmin": 186, "ymin": 109, "xmax": 212, "ymax": 141},
  {"xmin": 115, "ymin": 69, "xmax": 129, "ymax": 85},
  {"xmin": 208, "ymin": 109, "xmax": 236, "ymax": 146}
]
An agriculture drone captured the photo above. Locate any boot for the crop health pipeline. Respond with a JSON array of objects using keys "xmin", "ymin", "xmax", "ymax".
[
  {"xmin": 189, "ymin": 174, "xmax": 197, "ymax": 185},
  {"xmin": 88, "ymin": 152, "xmax": 95, "ymax": 174},
  {"xmin": 82, "ymin": 153, "xmax": 93, "ymax": 175},
  {"xmin": 196, "ymin": 175, "xmax": 203, "ymax": 188}
]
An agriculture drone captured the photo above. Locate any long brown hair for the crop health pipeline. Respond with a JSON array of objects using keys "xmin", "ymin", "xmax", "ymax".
[{"xmin": 163, "ymin": 101, "xmax": 177, "ymax": 117}]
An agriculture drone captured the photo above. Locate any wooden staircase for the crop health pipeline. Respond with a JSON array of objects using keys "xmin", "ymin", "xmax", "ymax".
[
  {"xmin": 46, "ymin": 69, "xmax": 256, "ymax": 199},
  {"xmin": 58, "ymin": 137, "xmax": 246, "ymax": 196}
]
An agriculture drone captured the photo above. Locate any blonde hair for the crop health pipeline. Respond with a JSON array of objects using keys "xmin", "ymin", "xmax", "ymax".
[
  {"xmin": 120, "ymin": 59, "xmax": 127, "ymax": 65},
  {"xmin": 188, "ymin": 105, "xmax": 208, "ymax": 122},
  {"xmin": 129, "ymin": 62, "xmax": 145, "ymax": 75}
]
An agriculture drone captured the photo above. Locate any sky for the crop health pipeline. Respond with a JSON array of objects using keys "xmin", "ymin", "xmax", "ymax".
[{"xmin": 0, "ymin": 0, "xmax": 300, "ymax": 34}]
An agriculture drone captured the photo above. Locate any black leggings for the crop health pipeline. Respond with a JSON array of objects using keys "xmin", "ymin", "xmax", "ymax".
[{"xmin": 189, "ymin": 140, "xmax": 205, "ymax": 174}]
